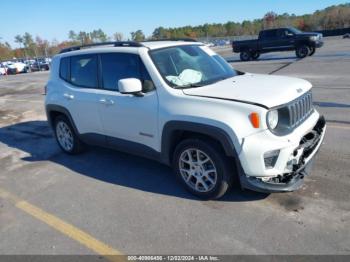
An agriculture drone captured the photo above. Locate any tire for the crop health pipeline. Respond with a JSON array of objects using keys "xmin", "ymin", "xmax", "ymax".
[
  {"xmin": 54, "ymin": 115, "xmax": 85, "ymax": 154},
  {"xmin": 309, "ymin": 47, "xmax": 316, "ymax": 56},
  {"xmin": 240, "ymin": 51, "xmax": 251, "ymax": 61},
  {"xmin": 172, "ymin": 138, "xmax": 234, "ymax": 200},
  {"xmin": 251, "ymin": 52, "xmax": 260, "ymax": 60},
  {"xmin": 296, "ymin": 45, "xmax": 310, "ymax": 58}
]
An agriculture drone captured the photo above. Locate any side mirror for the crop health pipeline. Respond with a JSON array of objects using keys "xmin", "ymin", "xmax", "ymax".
[{"xmin": 118, "ymin": 78, "xmax": 143, "ymax": 96}]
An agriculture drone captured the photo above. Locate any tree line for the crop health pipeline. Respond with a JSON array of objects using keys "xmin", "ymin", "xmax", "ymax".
[
  {"xmin": 0, "ymin": 3, "xmax": 349, "ymax": 60},
  {"xmin": 151, "ymin": 3, "xmax": 350, "ymax": 39}
]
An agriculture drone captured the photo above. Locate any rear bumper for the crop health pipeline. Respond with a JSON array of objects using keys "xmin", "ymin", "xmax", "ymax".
[{"xmin": 240, "ymin": 116, "xmax": 326, "ymax": 193}]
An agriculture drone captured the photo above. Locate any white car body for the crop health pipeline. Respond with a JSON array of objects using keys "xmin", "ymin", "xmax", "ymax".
[
  {"xmin": 5, "ymin": 62, "xmax": 28, "ymax": 73},
  {"xmin": 13, "ymin": 62, "xmax": 28, "ymax": 73},
  {"xmin": 0, "ymin": 64, "xmax": 6, "ymax": 75},
  {"xmin": 45, "ymin": 40, "xmax": 326, "ymax": 196}
]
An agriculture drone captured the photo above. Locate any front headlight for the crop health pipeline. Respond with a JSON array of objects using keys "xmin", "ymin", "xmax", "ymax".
[
  {"xmin": 310, "ymin": 36, "xmax": 318, "ymax": 41},
  {"xmin": 267, "ymin": 110, "xmax": 279, "ymax": 129}
]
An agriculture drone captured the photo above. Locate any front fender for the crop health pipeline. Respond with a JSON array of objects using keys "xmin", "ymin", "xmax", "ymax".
[{"xmin": 160, "ymin": 120, "xmax": 240, "ymax": 165}]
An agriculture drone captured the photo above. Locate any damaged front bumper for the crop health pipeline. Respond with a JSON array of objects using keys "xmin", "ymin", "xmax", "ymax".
[{"xmin": 240, "ymin": 116, "xmax": 326, "ymax": 193}]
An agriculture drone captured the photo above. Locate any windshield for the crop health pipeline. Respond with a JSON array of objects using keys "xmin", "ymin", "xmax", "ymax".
[
  {"xmin": 289, "ymin": 27, "xmax": 302, "ymax": 34},
  {"xmin": 149, "ymin": 45, "xmax": 238, "ymax": 88}
]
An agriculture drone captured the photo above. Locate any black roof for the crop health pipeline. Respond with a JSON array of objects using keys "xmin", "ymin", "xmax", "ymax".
[
  {"xmin": 59, "ymin": 38, "xmax": 198, "ymax": 54},
  {"xmin": 59, "ymin": 41, "xmax": 144, "ymax": 54}
]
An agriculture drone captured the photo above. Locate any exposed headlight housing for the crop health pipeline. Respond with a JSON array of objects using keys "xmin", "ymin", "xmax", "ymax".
[{"xmin": 267, "ymin": 110, "xmax": 279, "ymax": 129}]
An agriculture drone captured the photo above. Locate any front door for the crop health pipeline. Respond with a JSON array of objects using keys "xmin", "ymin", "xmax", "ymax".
[
  {"xmin": 97, "ymin": 53, "xmax": 159, "ymax": 152},
  {"xmin": 276, "ymin": 29, "xmax": 295, "ymax": 51}
]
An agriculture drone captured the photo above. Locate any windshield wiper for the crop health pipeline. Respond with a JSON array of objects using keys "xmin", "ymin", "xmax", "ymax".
[
  {"xmin": 175, "ymin": 83, "xmax": 204, "ymax": 89},
  {"xmin": 174, "ymin": 77, "xmax": 230, "ymax": 89}
]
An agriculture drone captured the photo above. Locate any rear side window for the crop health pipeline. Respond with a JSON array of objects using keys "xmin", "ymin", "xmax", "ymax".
[
  {"xmin": 70, "ymin": 55, "xmax": 98, "ymax": 88},
  {"xmin": 277, "ymin": 29, "xmax": 289, "ymax": 38},
  {"xmin": 59, "ymin": 57, "xmax": 70, "ymax": 81},
  {"xmin": 100, "ymin": 53, "xmax": 154, "ymax": 92}
]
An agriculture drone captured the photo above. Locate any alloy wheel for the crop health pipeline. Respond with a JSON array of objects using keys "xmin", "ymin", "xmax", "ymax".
[
  {"xmin": 56, "ymin": 121, "xmax": 74, "ymax": 152},
  {"xmin": 179, "ymin": 148, "xmax": 218, "ymax": 193}
]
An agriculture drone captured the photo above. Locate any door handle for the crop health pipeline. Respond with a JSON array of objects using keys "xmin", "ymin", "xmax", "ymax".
[
  {"xmin": 99, "ymin": 98, "xmax": 107, "ymax": 104},
  {"xmin": 63, "ymin": 93, "xmax": 74, "ymax": 100},
  {"xmin": 99, "ymin": 98, "xmax": 115, "ymax": 106}
]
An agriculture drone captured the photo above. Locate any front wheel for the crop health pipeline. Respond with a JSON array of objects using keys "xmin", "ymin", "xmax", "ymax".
[
  {"xmin": 296, "ymin": 45, "xmax": 310, "ymax": 58},
  {"xmin": 309, "ymin": 47, "xmax": 316, "ymax": 56},
  {"xmin": 251, "ymin": 52, "xmax": 260, "ymax": 60},
  {"xmin": 173, "ymin": 139, "xmax": 234, "ymax": 200}
]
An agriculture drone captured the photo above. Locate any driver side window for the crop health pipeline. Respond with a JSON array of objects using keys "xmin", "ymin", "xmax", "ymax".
[
  {"xmin": 100, "ymin": 53, "xmax": 155, "ymax": 92},
  {"xmin": 281, "ymin": 29, "xmax": 293, "ymax": 38}
]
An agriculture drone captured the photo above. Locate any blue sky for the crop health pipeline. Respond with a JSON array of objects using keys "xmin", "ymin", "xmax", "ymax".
[{"xmin": 0, "ymin": 0, "xmax": 347, "ymax": 47}]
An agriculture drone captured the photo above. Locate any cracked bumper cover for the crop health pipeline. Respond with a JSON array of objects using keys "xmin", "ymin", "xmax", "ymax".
[{"xmin": 240, "ymin": 116, "xmax": 326, "ymax": 193}]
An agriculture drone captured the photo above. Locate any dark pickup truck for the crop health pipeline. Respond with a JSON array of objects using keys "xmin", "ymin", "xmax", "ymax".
[
  {"xmin": 30, "ymin": 61, "xmax": 50, "ymax": 72},
  {"xmin": 232, "ymin": 27, "xmax": 323, "ymax": 61}
]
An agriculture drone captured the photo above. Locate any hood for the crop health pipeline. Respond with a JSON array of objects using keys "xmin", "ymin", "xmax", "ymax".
[{"xmin": 182, "ymin": 73, "xmax": 312, "ymax": 108}]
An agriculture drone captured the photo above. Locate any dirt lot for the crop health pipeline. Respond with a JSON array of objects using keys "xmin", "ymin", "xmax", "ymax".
[{"xmin": 0, "ymin": 37, "xmax": 349, "ymax": 256}]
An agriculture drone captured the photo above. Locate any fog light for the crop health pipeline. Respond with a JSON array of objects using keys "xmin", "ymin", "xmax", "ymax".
[{"xmin": 264, "ymin": 150, "xmax": 280, "ymax": 169}]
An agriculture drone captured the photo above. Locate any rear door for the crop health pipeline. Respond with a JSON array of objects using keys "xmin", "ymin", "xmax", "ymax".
[
  {"xmin": 59, "ymin": 54, "xmax": 104, "ymax": 137},
  {"xmin": 259, "ymin": 30, "xmax": 280, "ymax": 51}
]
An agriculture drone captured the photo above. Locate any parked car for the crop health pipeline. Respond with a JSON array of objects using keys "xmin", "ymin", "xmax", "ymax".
[
  {"xmin": 30, "ymin": 61, "xmax": 50, "ymax": 71},
  {"xmin": 4, "ymin": 62, "xmax": 17, "ymax": 74},
  {"xmin": 232, "ymin": 27, "xmax": 324, "ymax": 61},
  {"xmin": 45, "ymin": 40, "xmax": 326, "ymax": 199},
  {"xmin": 0, "ymin": 63, "xmax": 7, "ymax": 75},
  {"xmin": 5, "ymin": 62, "xmax": 29, "ymax": 74}
]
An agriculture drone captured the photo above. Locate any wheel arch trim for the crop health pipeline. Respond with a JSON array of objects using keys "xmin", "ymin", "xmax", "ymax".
[
  {"xmin": 45, "ymin": 104, "xmax": 80, "ymax": 135},
  {"xmin": 160, "ymin": 121, "xmax": 240, "ymax": 165}
]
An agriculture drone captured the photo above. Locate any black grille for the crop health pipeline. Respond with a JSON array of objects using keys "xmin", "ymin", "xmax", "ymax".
[{"xmin": 288, "ymin": 92, "xmax": 313, "ymax": 128}]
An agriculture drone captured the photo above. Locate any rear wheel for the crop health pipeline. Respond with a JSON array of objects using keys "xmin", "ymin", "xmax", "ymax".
[
  {"xmin": 173, "ymin": 139, "xmax": 234, "ymax": 200},
  {"xmin": 296, "ymin": 45, "xmax": 310, "ymax": 58},
  {"xmin": 251, "ymin": 52, "xmax": 260, "ymax": 60},
  {"xmin": 240, "ymin": 51, "xmax": 251, "ymax": 61},
  {"xmin": 54, "ymin": 115, "xmax": 85, "ymax": 154},
  {"xmin": 309, "ymin": 47, "xmax": 316, "ymax": 56}
]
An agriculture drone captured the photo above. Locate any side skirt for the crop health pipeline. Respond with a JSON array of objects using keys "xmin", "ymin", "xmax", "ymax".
[{"xmin": 79, "ymin": 133, "xmax": 163, "ymax": 164}]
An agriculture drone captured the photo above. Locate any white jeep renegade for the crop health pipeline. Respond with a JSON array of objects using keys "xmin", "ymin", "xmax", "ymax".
[{"xmin": 45, "ymin": 40, "xmax": 326, "ymax": 199}]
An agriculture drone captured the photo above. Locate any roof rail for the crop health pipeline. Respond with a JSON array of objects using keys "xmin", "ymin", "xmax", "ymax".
[
  {"xmin": 143, "ymin": 38, "xmax": 198, "ymax": 42},
  {"xmin": 59, "ymin": 41, "xmax": 144, "ymax": 54}
]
